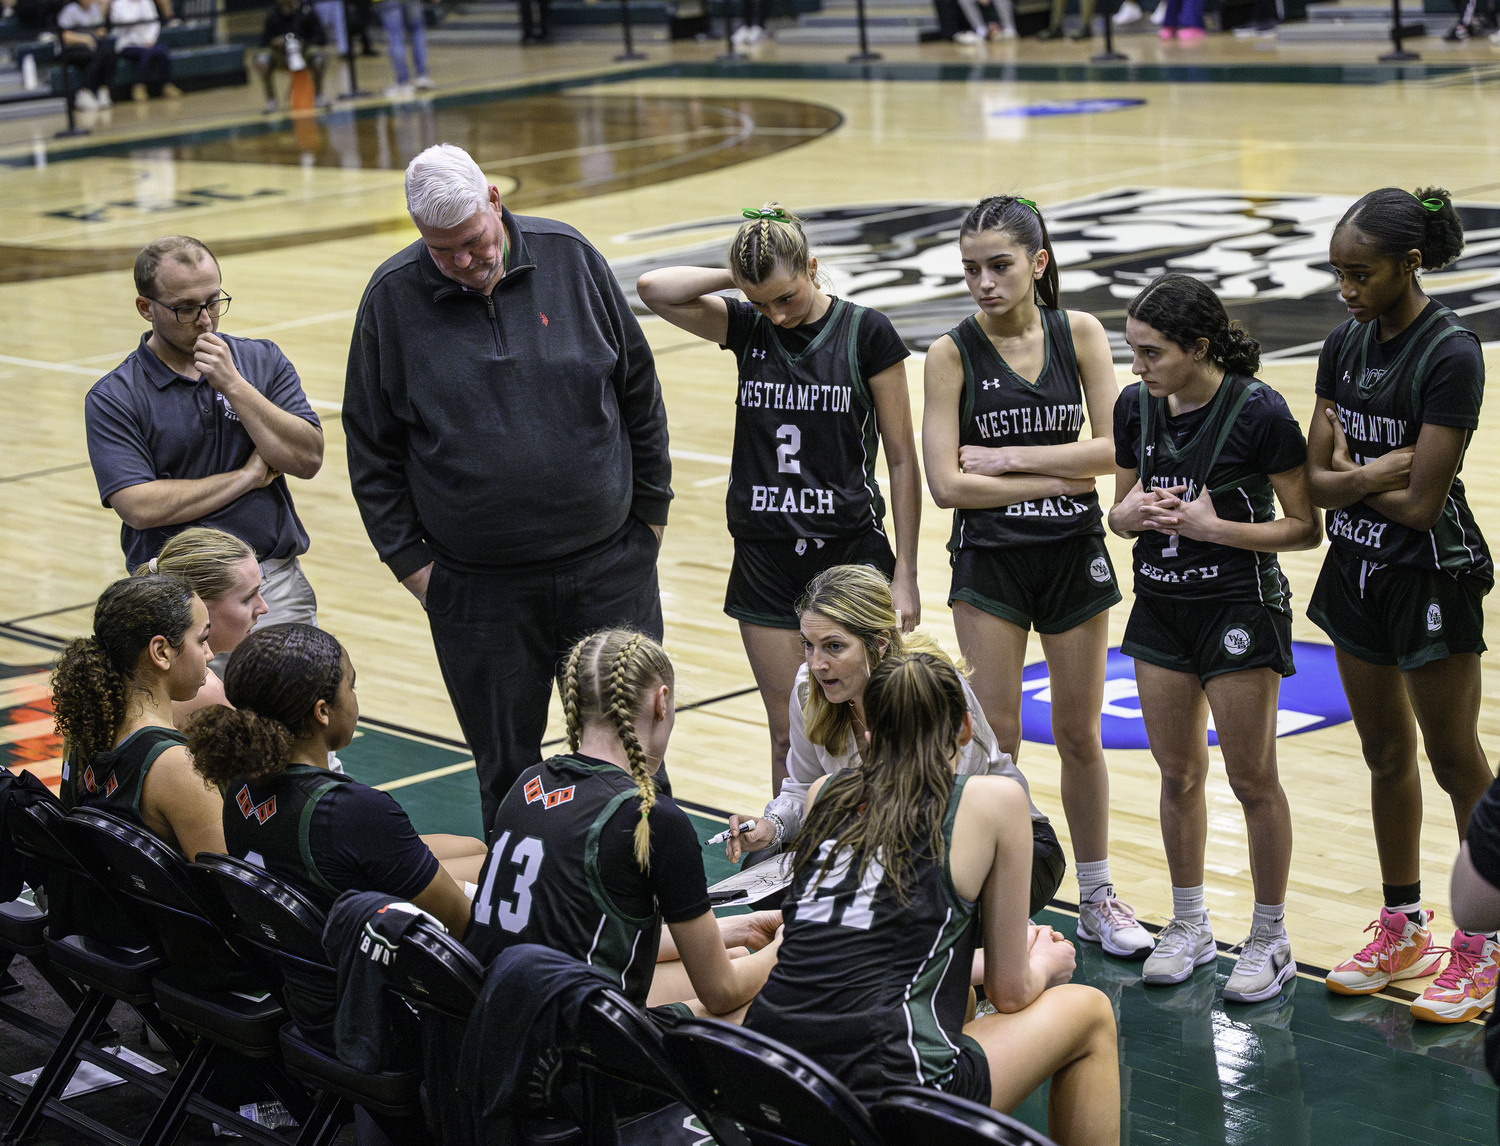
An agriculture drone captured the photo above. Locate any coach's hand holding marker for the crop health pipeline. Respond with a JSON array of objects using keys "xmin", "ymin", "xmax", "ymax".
[
  {"xmin": 706, "ymin": 819, "xmax": 757, "ymax": 847},
  {"xmin": 722, "ymin": 813, "xmax": 780, "ymax": 861}
]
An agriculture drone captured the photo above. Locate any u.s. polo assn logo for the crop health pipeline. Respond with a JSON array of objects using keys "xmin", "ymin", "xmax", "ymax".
[{"xmin": 615, "ymin": 190, "xmax": 1500, "ymax": 357}]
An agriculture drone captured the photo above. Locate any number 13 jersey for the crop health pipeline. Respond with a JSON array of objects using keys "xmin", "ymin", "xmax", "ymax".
[
  {"xmin": 463, "ymin": 754, "xmax": 710, "ymax": 1008},
  {"xmin": 724, "ymin": 297, "xmax": 894, "ymax": 541}
]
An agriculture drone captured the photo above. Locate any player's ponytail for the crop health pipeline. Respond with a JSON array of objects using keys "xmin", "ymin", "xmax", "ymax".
[
  {"xmin": 1128, "ymin": 272, "xmax": 1260, "ymax": 376},
  {"xmin": 792, "ymin": 652, "xmax": 967, "ymax": 905},
  {"xmin": 186, "ymin": 623, "xmax": 344, "ymax": 786},
  {"xmin": 959, "ymin": 195, "xmax": 1060, "ymax": 310},
  {"xmin": 1335, "ymin": 186, "xmax": 1465, "ymax": 273},
  {"xmin": 557, "ymin": 629, "xmax": 675, "ymax": 873},
  {"xmin": 52, "ymin": 574, "xmax": 198, "ymax": 771},
  {"xmin": 728, "ymin": 204, "xmax": 818, "ymax": 288}
]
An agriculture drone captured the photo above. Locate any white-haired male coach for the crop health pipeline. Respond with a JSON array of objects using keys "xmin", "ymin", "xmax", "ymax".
[{"xmin": 343, "ymin": 143, "xmax": 673, "ymax": 836}]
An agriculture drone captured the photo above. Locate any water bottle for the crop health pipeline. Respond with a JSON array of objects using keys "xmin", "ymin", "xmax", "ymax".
[{"xmin": 20, "ymin": 53, "xmax": 38, "ymax": 90}]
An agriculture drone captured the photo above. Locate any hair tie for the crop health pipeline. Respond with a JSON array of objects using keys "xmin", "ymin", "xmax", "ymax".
[
  {"xmin": 1412, "ymin": 193, "xmax": 1444, "ymax": 213},
  {"xmin": 148, "ymin": 557, "xmax": 158, "ymax": 573},
  {"xmin": 741, "ymin": 207, "xmax": 790, "ymax": 223},
  {"xmin": 1014, "ymin": 196, "xmax": 1041, "ymax": 215}
]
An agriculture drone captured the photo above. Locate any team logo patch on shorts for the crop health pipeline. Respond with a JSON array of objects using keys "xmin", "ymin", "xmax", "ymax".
[
  {"xmin": 524, "ymin": 776, "xmax": 576, "ymax": 809},
  {"xmin": 1089, "ymin": 558, "xmax": 1111, "ymax": 584},
  {"xmin": 1426, "ymin": 602, "xmax": 1443, "ymax": 632},
  {"xmin": 1223, "ymin": 627, "xmax": 1253, "ymax": 657}
]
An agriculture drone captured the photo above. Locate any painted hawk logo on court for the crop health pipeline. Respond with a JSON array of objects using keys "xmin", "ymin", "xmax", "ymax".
[{"xmin": 615, "ymin": 189, "xmax": 1500, "ymax": 358}]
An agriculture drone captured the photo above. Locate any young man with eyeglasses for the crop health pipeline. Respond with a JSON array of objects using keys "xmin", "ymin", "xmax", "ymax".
[{"xmin": 85, "ymin": 235, "xmax": 325, "ymax": 639}]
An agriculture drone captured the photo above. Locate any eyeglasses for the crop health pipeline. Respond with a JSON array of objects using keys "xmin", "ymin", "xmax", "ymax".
[{"xmin": 150, "ymin": 294, "xmax": 232, "ymax": 323}]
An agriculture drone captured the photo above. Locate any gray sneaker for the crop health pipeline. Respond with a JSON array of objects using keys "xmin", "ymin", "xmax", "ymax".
[
  {"xmin": 1223, "ymin": 924, "xmax": 1296, "ymax": 1003},
  {"xmin": 1077, "ymin": 893, "xmax": 1155, "ymax": 960},
  {"xmin": 1142, "ymin": 915, "xmax": 1216, "ymax": 985}
]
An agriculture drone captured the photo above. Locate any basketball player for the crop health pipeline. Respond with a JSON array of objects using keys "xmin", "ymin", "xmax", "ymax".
[
  {"xmin": 743, "ymin": 652, "xmax": 1119, "ymax": 1146},
  {"xmin": 1307, "ymin": 187, "xmax": 1497, "ymax": 1023},
  {"xmin": 723, "ymin": 564, "xmax": 1065, "ymax": 920},
  {"xmin": 186, "ymin": 624, "xmax": 484, "ymax": 939},
  {"xmin": 53, "ymin": 574, "xmax": 222, "ymax": 861},
  {"xmin": 637, "ymin": 205, "xmax": 922, "ymax": 792},
  {"xmin": 135, "ymin": 527, "xmax": 269, "ymax": 721},
  {"xmin": 1108, "ymin": 273, "xmax": 1319, "ymax": 1002},
  {"xmin": 923, "ymin": 195, "xmax": 1143, "ymax": 959},
  {"xmin": 464, "ymin": 630, "xmax": 782, "ymax": 1020}
]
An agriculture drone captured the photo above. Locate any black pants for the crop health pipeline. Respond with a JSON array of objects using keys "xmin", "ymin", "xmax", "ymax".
[
  {"xmin": 62, "ymin": 42, "xmax": 116, "ymax": 92},
  {"xmin": 519, "ymin": 0, "xmax": 551, "ymax": 40},
  {"xmin": 1030, "ymin": 818, "xmax": 1066, "ymax": 918},
  {"xmin": 119, "ymin": 44, "xmax": 171, "ymax": 92},
  {"xmin": 425, "ymin": 518, "xmax": 664, "ymax": 837}
]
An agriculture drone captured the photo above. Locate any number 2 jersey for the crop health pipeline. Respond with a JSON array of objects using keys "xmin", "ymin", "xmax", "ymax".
[
  {"xmin": 1114, "ymin": 375, "xmax": 1307, "ymax": 608},
  {"xmin": 1315, "ymin": 300, "xmax": 1491, "ymax": 581},
  {"xmin": 463, "ymin": 753, "xmax": 710, "ymax": 1008},
  {"xmin": 946, "ymin": 307, "xmax": 1103, "ymax": 550},
  {"xmin": 744, "ymin": 774, "xmax": 979, "ymax": 1103},
  {"xmin": 723, "ymin": 297, "xmax": 908, "ymax": 541}
]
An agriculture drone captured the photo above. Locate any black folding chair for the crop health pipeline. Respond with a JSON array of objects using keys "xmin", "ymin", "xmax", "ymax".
[
  {"xmin": 189, "ymin": 853, "xmax": 422, "ymax": 1146},
  {"xmin": 660, "ymin": 1018, "xmax": 882, "ymax": 1146},
  {"xmin": 869, "ymin": 1085, "xmax": 1059, "ymax": 1145},
  {"xmin": 2, "ymin": 799, "xmax": 191, "ymax": 1146},
  {"xmin": 63, "ymin": 809, "xmax": 316, "ymax": 1146}
]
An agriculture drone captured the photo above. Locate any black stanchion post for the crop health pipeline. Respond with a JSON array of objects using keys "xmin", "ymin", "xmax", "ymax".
[
  {"xmin": 1091, "ymin": 0, "xmax": 1127, "ymax": 60},
  {"xmin": 341, "ymin": 0, "xmax": 371, "ymax": 98},
  {"xmin": 719, "ymin": 0, "xmax": 744, "ymax": 59},
  {"xmin": 615, "ymin": 0, "xmax": 647, "ymax": 60},
  {"xmin": 1379, "ymin": 0, "xmax": 1419, "ymax": 59},
  {"xmin": 848, "ymin": 0, "xmax": 881, "ymax": 62},
  {"xmin": 55, "ymin": 44, "xmax": 89, "ymax": 137}
]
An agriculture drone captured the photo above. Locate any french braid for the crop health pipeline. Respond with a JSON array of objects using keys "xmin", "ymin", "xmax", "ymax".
[{"xmin": 727, "ymin": 203, "xmax": 813, "ymax": 288}]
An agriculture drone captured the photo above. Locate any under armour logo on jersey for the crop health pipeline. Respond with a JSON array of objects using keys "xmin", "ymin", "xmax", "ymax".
[
  {"xmin": 980, "ymin": 379, "xmax": 1002, "ymax": 390},
  {"xmin": 750, "ymin": 348, "xmax": 767, "ymax": 360},
  {"xmin": 524, "ymin": 776, "xmax": 576, "ymax": 809},
  {"xmin": 235, "ymin": 785, "xmax": 277, "ymax": 824},
  {"xmin": 1144, "ymin": 444, "xmax": 1154, "ymax": 456}
]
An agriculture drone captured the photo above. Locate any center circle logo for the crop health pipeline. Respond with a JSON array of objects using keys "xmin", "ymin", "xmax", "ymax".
[
  {"xmin": 1088, "ymin": 558, "xmax": 1111, "ymax": 583},
  {"xmin": 1019, "ymin": 643, "xmax": 1352, "ymax": 749},
  {"xmin": 1223, "ymin": 627, "xmax": 1251, "ymax": 656}
]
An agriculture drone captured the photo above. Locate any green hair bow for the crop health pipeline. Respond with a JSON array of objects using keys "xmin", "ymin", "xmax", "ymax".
[
  {"xmin": 1412, "ymin": 193, "xmax": 1444, "ymax": 213},
  {"xmin": 1014, "ymin": 196, "xmax": 1041, "ymax": 214},
  {"xmin": 742, "ymin": 207, "xmax": 791, "ymax": 223}
]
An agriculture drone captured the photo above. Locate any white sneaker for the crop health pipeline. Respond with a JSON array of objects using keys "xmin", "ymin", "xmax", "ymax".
[
  {"xmin": 1150, "ymin": 1, "xmax": 1167, "ymax": 22},
  {"xmin": 95, "ymin": 86, "xmax": 111, "ymax": 108},
  {"xmin": 74, "ymin": 87, "xmax": 98, "ymax": 111},
  {"xmin": 952, "ymin": 29, "xmax": 981, "ymax": 42},
  {"xmin": 1142, "ymin": 915, "xmax": 1216, "ymax": 985},
  {"xmin": 1113, "ymin": 0, "xmax": 1143, "ymax": 22},
  {"xmin": 413, "ymin": 74, "xmax": 436, "ymax": 89},
  {"xmin": 384, "ymin": 83, "xmax": 414, "ymax": 99},
  {"xmin": 1077, "ymin": 892, "xmax": 1155, "ymax": 960},
  {"xmin": 731, "ymin": 24, "xmax": 753, "ymax": 47},
  {"xmin": 1223, "ymin": 925, "xmax": 1297, "ymax": 1003}
]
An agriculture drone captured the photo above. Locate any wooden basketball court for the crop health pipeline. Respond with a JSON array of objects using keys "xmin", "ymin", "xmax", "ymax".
[{"xmin": 2, "ymin": 29, "xmax": 1499, "ymax": 1139}]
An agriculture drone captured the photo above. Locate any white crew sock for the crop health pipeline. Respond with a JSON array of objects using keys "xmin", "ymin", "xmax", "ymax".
[
  {"xmin": 1171, "ymin": 884, "xmax": 1207, "ymax": 925},
  {"xmin": 1076, "ymin": 859, "xmax": 1112, "ymax": 905}
]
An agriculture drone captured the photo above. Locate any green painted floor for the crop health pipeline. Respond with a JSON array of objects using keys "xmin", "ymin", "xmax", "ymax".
[{"xmin": 345, "ymin": 723, "xmax": 1499, "ymax": 1144}]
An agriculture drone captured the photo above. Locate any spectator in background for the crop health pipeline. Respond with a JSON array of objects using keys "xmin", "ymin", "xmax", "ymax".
[
  {"xmin": 1156, "ymin": 0, "xmax": 1206, "ymax": 39},
  {"xmin": 109, "ymin": 0, "xmax": 181, "ymax": 100},
  {"xmin": 253, "ymin": 0, "xmax": 327, "ymax": 111},
  {"xmin": 377, "ymin": 0, "xmax": 431, "ymax": 98},
  {"xmin": 518, "ymin": 0, "xmax": 548, "ymax": 42},
  {"xmin": 56, "ymin": 0, "xmax": 115, "ymax": 110}
]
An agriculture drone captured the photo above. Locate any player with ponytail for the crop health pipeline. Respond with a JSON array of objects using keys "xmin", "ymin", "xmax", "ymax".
[
  {"xmin": 467, "ymin": 629, "xmax": 782, "ymax": 1020},
  {"xmin": 54, "ymin": 573, "xmax": 223, "ymax": 861},
  {"xmin": 923, "ymin": 195, "xmax": 1141, "ymax": 957},
  {"xmin": 1307, "ymin": 188, "xmax": 1497, "ymax": 1021},
  {"xmin": 1107, "ymin": 272, "xmax": 1320, "ymax": 1002},
  {"xmin": 637, "ymin": 204, "xmax": 922, "ymax": 797},
  {"xmin": 185, "ymin": 623, "xmax": 483, "ymax": 940}
]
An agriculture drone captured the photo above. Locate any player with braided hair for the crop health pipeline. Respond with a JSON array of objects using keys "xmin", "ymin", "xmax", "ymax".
[
  {"xmin": 467, "ymin": 629, "xmax": 782, "ymax": 1020},
  {"xmin": 637, "ymin": 204, "xmax": 922, "ymax": 796},
  {"xmin": 1307, "ymin": 188, "xmax": 1498, "ymax": 1020}
]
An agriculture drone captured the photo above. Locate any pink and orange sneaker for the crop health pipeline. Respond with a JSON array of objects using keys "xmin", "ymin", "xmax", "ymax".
[
  {"xmin": 1325, "ymin": 907, "xmax": 1442, "ymax": 996},
  {"xmin": 1410, "ymin": 932, "xmax": 1499, "ymax": 1023}
]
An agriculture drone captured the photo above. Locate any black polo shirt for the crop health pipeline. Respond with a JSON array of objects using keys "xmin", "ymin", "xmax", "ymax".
[{"xmin": 85, "ymin": 333, "xmax": 320, "ymax": 568}]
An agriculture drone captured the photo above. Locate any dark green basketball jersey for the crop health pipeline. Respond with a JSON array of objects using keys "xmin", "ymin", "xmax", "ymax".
[
  {"xmin": 948, "ymin": 308, "xmax": 1101, "ymax": 550},
  {"xmin": 744, "ymin": 774, "xmax": 979, "ymax": 1102},
  {"xmin": 221, "ymin": 763, "xmax": 351, "ymax": 910},
  {"xmin": 1114, "ymin": 375, "xmax": 1305, "ymax": 608},
  {"xmin": 727, "ymin": 298, "xmax": 886, "ymax": 541},
  {"xmin": 465, "ymin": 754, "xmax": 669, "ymax": 1008},
  {"xmin": 61, "ymin": 726, "xmax": 187, "ymax": 831},
  {"xmin": 1319, "ymin": 305, "xmax": 1491, "ymax": 579}
]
